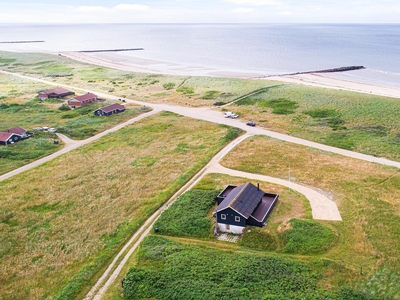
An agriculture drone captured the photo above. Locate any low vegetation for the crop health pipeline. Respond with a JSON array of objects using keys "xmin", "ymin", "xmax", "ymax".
[
  {"xmin": 0, "ymin": 113, "xmax": 237, "ymax": 299},
  {"xmin": 280, "ymin": 218, "xmax": 336, "ymax": 254},
  {"xmin": 220, "ymin": 135, "xmax": 400, "ymax": 298},
  {"xmin": 153, "ymin": 190, "xmax": 218, "ymax": 238},
  {"xmin": 123, "ymin": 236, "xmax": 373, "ymax": 300},
  {"xmin": 0, "ymin": 131, "xmax": 61, "ymax": 175}
]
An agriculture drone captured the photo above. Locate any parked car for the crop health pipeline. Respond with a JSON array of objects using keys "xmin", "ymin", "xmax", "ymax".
[
  {"xmin": 33, "ymin": 127, "xmax": 43, "ymax": 131},
  {"xmin": 246, "ymin": 121, "xmax": 256, "ymax": 127},
  {"xmin": 48, "ymin": 128, "xmax": 57, "ymax": 133},
  {"xmin": 224, "ymin": 112, "xmax": 239, "ymax": 118}
]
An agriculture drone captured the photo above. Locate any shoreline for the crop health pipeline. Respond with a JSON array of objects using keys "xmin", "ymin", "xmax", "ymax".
[
  {"xmin": 58, "ymin": 51, "xmax": 400, "ymax": 99},
  {"xmin": 0, "ymin": 48, "xmax": 394, "ymax": 99}
]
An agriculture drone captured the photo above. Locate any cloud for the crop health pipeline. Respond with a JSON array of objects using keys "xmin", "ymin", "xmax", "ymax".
[
  {"xmin": 113, "ymin": 4, "xmax": 150, "ymax": 12},
  {"xmin": 234, "ymin": 7, "xmax": 254, "ymax": 13},
  {"xmin": 225, "ymin": 0, "xmax": 282, "ymax": 6}
]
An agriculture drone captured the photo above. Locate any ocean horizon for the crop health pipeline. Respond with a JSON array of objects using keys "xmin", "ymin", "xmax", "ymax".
[{"xmin": 0, "ymin": 23, "xmax": 399, "ymax": 88}]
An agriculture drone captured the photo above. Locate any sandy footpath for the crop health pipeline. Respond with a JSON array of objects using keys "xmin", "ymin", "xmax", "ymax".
[{"xmin": 59, "ymin": 51, "xmax": 400, "ymax": 99}]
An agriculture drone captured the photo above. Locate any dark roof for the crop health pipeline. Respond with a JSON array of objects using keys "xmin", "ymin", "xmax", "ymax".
[
  {"xmin": 97, "ymin": 103, "xmax": 125, "ymax": 113},
  {"xmin": 0, "ymin": 132, "xmax": 14, "ymax": 142},
  {"xmin": 40, "ymin": 88, "xmax": 73, "ymax": 95},
  {"xmin": 2, "ymin": 126, "xmax": 26, "ymax": 135},
  {"xmin": 215, "ymin": 183, "xmax": 265, "ymax": 218},
  {"xmin": 73, "ymin": 93, "xmax": 97, "ymax": 102},
  {"xmin": 251, "ymin": 194, "xmax": 278, "ymax": 222}
]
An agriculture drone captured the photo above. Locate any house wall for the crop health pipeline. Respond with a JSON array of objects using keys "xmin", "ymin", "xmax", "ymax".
[
  {"xmin": 216, "ymin": 207, "xmax": 247, "ymax": 228},
  {"xmin": 217, "ymin": 223, "xmax": 245, "ymax": 234}
]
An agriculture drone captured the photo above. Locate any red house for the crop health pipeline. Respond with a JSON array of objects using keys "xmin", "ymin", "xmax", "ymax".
[
  {"xmin": 2, "ymin": 126, "xmax": 28, "ymax": 138},
  {"xmin": 0, "ymin": 132, "xmax": 21, "ymax": 145},
  {"xmin": 38, "ymin": 88, "xmax": 74, "ymax": 100},
  {"xmin": 67, "ymin": 93, "xmax": 98, "ymax": 109}
]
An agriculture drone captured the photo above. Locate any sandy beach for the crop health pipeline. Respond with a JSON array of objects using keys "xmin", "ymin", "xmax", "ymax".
[{"xmin": 58, "ymin": 51, "xmax": 400, "ymax": 99}]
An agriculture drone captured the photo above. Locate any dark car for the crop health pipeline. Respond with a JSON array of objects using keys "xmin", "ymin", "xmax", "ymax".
[{"xmin": 246, "ymin": 121, "xmax": 256, "ymax": 127}]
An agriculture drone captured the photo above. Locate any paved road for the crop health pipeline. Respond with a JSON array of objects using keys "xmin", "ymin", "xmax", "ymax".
[
  {"xmin": 0, "ymin": 69, "xmax": 394, "ymax": 299},
  {"xmin": 0, "ymin": 109, "xmax": 160, "ymax": 183},
  {"xmin": 84, "ymin": 132, "xmax": 342, "ymax": 300},
  {"xmin": 1, "ymin": 70, "xmax": 400, "ymax": 169}
]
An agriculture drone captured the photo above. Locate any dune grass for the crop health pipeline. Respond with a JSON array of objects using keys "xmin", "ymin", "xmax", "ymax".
[
  {"xmin": 0, "ymin": 112, "xmax": 235, "ymax": 300},
  {"xmin": 219, "ymin": 134, "xmax": 400, "ymax": 298},
  {"xmin": 2, "ymin": 51, "xmax": 399, "ymax": 161}
]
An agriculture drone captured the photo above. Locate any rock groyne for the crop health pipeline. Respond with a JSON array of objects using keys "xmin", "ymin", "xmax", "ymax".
[
  {"xmin": 79, "ymin": 48, "xmax": 144, "ymax": 53},
  {"xmin": 264, "ymin": 66, "xmax": 365, "ymax": 78}
]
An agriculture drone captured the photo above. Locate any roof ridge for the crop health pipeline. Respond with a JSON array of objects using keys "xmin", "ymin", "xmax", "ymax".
[{"xmin": 228, "ymin": 182, "xmax": 249, "ymax": 207}]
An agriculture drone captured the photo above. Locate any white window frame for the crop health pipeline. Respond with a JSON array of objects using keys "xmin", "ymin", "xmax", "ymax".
[
  {"xmin": 221, "ymin": 214, "xmax": 226, "ymax": 220},
  {"xmin": 235, "ymin": 216, "xmax": 240, "ymax": 222}
]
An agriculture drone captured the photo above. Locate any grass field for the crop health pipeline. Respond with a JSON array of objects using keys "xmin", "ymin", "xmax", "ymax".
[
  {"xmin": 220, "ymin": 135, "xmax": 400, "ymax": 298},
  {"xmin": 0, "ymin": 112, "xmax": 237, "ymax": 300},
  {"xmin": 1, "ymin": 51, "xmax": 399, "ymax": 161}
]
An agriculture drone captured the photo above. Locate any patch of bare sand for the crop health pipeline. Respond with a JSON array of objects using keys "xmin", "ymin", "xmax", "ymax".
[{"xmin": 268, "ymin": 73, "xmax": 400, "ymax": 99}]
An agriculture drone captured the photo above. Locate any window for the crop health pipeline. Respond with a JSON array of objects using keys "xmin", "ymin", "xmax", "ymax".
[
  {"xmin": 221, "ymin": 214, "xmax": 226, "ymax": 220},
  {"xmin": 235, "ymin": 216, "xmax": 240, "ymax": 222}
]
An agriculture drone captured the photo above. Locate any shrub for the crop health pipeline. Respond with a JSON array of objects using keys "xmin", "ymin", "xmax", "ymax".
[
  {"xmin": 201, "ymin": 90, "xmax": 219, "ymax": 99},
  {"xmin": 153, "ymin": 190, "xmax": 218, "ymax": 238},
  {"xmin": 176, "ymin": 86, "xmax": 194, "ymax": 94},
  {"xmin": 58, "ymin": 103, "xmax": 70, "ymax": 111},
  {"xmin": 162, "ymin": 82, "xmax": 175, "ymax": 90},
  {"xmin": 258, "ymin": 98, "xmax": 299, "ymax": 114},
  {"xmin": 280, "ymin": 218, "xmax": 336, "ymax": 254}
]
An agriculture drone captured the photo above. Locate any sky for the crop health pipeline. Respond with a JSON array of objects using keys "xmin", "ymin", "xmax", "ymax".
[{"xmin": 0, "ymin": 0, "xmax": 399, "ymax": 24}]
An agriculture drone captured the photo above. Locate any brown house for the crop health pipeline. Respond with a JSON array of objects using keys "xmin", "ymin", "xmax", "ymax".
[
  {"xmin": 0, "ymin": 132, "xmax": 21, "ymax": 145},
  {"xmin": 38, "ymin": 88, "xmax": 74, "ymax": 100},
  {"xmin": 2, "ymin": 126, "xmax": 28, "ymax": 138},
  {"xmin": 67, "ymin": 93, "xmax": 98, "ymax": 109},
  {"xmin": 94, "ymin": 103, "xmax": 125, "ymax": 116},
  {"xmin": 0, "ymin": 126, "xmax": 29, "ymax": 145}
]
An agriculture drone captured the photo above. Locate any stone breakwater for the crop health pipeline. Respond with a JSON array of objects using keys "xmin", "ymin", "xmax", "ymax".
[
  {"xmin": 264, "ymin": 66, "xmax": 365, "ymax": 78},
  {"xmin": 78, "ymin": 48, "xmax": 144, "ymax": 53}
]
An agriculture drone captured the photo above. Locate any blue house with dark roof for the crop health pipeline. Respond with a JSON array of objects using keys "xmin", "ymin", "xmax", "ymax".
[{"xmin": 214, "ymin": 183, "xmax": 278, "ymax": 234}]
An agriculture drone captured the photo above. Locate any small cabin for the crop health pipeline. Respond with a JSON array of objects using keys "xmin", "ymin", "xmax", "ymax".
[
  {"xmin": 214, "ymin": 183, "xmax": 278, "ymax": 234},
  {"xmin": 38, "ymin": 88, "xmax": 74, "ymax": 100},
  {"xmin": 94, "ymin": 103, "xmax": 125, "ymax": 116},
  {"xmin": 68, "ymin": 93, "xmax": 97, "ymax": 109},
  {"xmin": 0, "ymin": 132, "xmax": 21, "ymax": 145}
]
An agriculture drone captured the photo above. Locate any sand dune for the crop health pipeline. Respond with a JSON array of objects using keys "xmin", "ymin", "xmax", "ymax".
[{"xmin": 57, "ymin": 51, "xmax": 400, "ymax": 99}]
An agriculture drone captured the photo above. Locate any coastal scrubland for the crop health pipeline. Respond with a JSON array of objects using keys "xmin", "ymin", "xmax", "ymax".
[
  {"xmin": 0, "ymin": 112, "xmax": 238, "ymax": 299},
  {"xmin": 218, "ymin": 135, "xmax": 400, "ymax": 298},
  {"xmin": 0, "ymin": 72, "xmax": 150, "ymax": 174},
  {"xmin": 102, "ymin": 135, "xmax": 400, "ymax": 299},
  {"xmin": 1, "ymin": 51, "xmax": 399, "ymax": 161},
  {"xmin": 1, "ymin": 50, "xmax": 400, "ymax": 299}
]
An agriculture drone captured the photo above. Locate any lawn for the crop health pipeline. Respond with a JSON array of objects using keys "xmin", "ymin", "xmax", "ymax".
[{"xmin": 0, "ymin": 112, "xmax": 238, "ymax": 299}]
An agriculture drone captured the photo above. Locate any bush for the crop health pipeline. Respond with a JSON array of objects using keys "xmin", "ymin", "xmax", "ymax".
[
  {"xmin": 162, "ymin": 82, "xmax": 175, "ymax": 90},
  {"xmin": 201, "ymin": 90, "xmax": 219, "ymax": 99},
  {"xmin": 153, "ymin": 190, "xmax": 218, "ymax": 238},
  {"xmin": 280, "ymin": 219, "xmax": 336, "ymax": 254},
  {"xmin": 58, "ymin": 103, "xmax": 70, "ymax": 111},
  {"xmin": 176, "ymin": 86, "xmax": 194, "ymax": 94}
]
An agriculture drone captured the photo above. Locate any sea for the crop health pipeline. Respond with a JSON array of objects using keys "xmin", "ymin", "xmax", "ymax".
[{"xmin": 0, "ymin": 23, "xmax": 400, "ymax": 88}]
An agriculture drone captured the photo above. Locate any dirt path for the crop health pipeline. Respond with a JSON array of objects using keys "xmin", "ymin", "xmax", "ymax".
[
  {"xmin": 1, "ymin": 69, "xmax": 400, "ymax": 169},
  {"xmin": 85, "ymin": 132, "xmax": 342, "ymax": 299},
  {"xmin": 0, "ymin": 109, "xmax": 160, "ymax": 183}
]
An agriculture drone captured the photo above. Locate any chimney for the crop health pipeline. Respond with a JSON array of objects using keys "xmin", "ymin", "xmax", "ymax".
[{"xmin": 257, "ymin": 183, "xmax": 259, "ymax": 191}]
